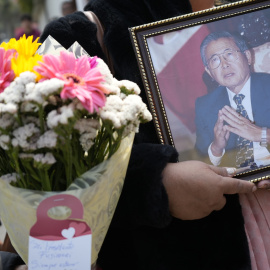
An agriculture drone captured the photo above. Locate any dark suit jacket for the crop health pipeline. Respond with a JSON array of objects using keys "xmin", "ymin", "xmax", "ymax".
[{"xmin": 195, "ymin": 72, "xmax": 270, "ymax": 167}]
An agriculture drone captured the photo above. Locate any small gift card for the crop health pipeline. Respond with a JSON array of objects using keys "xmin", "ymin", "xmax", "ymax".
[{"xmin": 28, "ymin": 194, "xmax": 91, "ymax": 270}]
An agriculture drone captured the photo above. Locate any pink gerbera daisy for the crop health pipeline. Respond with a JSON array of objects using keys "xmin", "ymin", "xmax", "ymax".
[
  {"xmin": 35, "ymin": 51, "xmax": 109, "ymax": 113},
  {"xmin": 0, "ymin": 48, "xmax": 15, "ymax": 93}
]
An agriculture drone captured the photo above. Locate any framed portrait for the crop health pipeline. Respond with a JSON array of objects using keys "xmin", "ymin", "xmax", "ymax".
[{"xmin": 129, "ymin": 0, "xmax": 270, "ymax": 182}]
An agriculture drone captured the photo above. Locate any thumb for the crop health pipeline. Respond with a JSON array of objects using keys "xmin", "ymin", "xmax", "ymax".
[
  {"xmin": 221, "ymin": 177, "xmax": 257, "ymax": 194},
  {"xmin": 209, "ymin": 165, "xmax": 232, "ymax": 177},
  {"xmin": 210, "ymin": 166, "xmax": 238, "ymax": 177}
]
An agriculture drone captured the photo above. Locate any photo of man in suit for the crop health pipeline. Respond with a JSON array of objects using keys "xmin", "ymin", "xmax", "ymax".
[{"xmin": 195, "ymin": 31, "xmax": 270, "ymax": 169}]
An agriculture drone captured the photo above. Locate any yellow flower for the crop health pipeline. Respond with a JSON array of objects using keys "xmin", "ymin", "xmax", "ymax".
[
  {"xmin": 0, "ymin": 38, "xmax": 17, "ymax": 51},
  {"xmin": 12, "ymin": 54, "xmax": 43, "ymax": 81},
  {"xmin": 1, "ymin": 35, "xmax": 43, "ymax": 80},
  {"xmin": 0, "ymin": 35, "xmax": 41, "ymax": 57}
]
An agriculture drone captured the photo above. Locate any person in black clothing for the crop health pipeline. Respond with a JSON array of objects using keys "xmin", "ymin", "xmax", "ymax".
[
  {"xmin": 2, "ymin": 1, "xmax": 259, "ymax": 269},
  {"xmin": 0, "ymin": 251, "xmax": 26, "ymax": 270}
]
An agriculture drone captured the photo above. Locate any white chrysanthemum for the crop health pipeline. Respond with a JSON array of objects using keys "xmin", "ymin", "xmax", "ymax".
[
  {"xmin": 0, "ymin": 103, "xmax": 18, "ymax": 114},
  {"xmin": 0, "ymin": 72, "xmax": 36, "ymax": 106},
  {"xmin": 0, "ymin": 114, "xmax": 14, "ymax": 129},
  {"xmin": 122, "ymin": 95, "xmax": 152, "ymax": 123},
  {"xmin": 122, "ymin": 121, "xmax": 140, "ymax": 137},
  {"xmin": 12, "ymin": 123, "xmax": 40, "ymax": 150},
  {"xmin": 105, "ymin": 78, "xmax": 121, "ymax": 96},
  {"xmin": 74, "ymin": 119, "xmax": 100, "ymax": 151},
  {"xmin": 0, "ymin": 173, "xmax": 19, "ymax": 184},
  {"xmin": 74, "ymin": 118, "xmax": 100, "ymax": 134},
  {"xmin": 0, "ymin": 84, "xmax": 24, "ymax": 103},
  {"xmin": 0, "ymin": 84, "xmax": 24, "ymax": 104},
  {"xmin": 37, "ymin": 130, "xmax": 58, "ymax": 149},
  {"xmin": 37, "ymin": 78, "xmax": 64, "ymax": 96},
  {"xmin": 22, "ymin": 116, "xmax": 40, "ymax": 126},
  {"xmin": 100, "ymin": 94, "xmax": 152, "ymax": 132},
  {"xmin": 47, "ymin": 105, "xmax": 74, "ymax": 128},
  {"xmin": 24, "ymin": 82, "xmax": 43, "ymax": 104},
  {"xmin": 120, "ymin": 93, "xmax": 127, "ymax": 100},
  {"xmin": 99, "ymin": 95, "xmax": 123, "ymax": 128},
  {"xmin": 117, "ymin": 80, "xmax": 141, "ymax": 95},
  {"xmin": 140, "ymin": 107, "xmax": 152, "ymax": 122},
  {"xmin": 11, "ymin": 138, "xmax": 18, "ymax": 147},
  {"xmin": 0, "ymin": 135, "xmax": 10, "ymax": 150},
  {"xmin": 79, "ymin": 133, "xmax": 96, "ymax": 152},
  {"xmin": 20, "ymin": 101, "xmax": 39, "ymax": 113},
  {"xmin": 96, "ymin": 58, "xmax": 114, "ymax": 86},
  {"xmin": 25, "ymin": 78, "xmax": 64, "ymax": 104},
  {"xmin": 15, "ymin": 71, "xmax": 36, "ymax": 85},
  {"xmin": 33, "ymin": 152, "xmax": 56, "ymax": 165},
  {"xmin": 25, "ymin": 82, "xmax": 35, "ymax": 92}
]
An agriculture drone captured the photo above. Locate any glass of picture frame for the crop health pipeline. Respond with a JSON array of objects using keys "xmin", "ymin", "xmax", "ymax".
[{"xmin": 129, "ymin": 0, "xmax": 270, "ymax": 182}]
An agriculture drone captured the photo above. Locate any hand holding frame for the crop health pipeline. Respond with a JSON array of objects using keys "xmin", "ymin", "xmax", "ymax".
[{"xmin": 162, "ymin": 160, "xmax": 256, "ymax": 220}]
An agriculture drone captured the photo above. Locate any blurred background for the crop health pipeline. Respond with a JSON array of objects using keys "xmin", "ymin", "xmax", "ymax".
[
  {"xmin": 0, "ymin": 0, "xmax": 88, "ymax": 43},
  {"xmin": 0, "ymin": 0, "xmax": 235, "ymax": 44}
]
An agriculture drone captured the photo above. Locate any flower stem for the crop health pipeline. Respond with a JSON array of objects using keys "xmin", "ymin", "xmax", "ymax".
[
  {"xmin": 38, "ymin": 105, "xmax": 45, "ymax": 134},
  {"xmin": 66, "ymin": 133, "xmax": 73, "ymax": 188},
  {"xmin": 11, "ymin": 151, "xmax": 26, "ymax": 188},
  {"xmin": 41, "ymin": 169, "xmax": 51, "ymax": 191},
  {"xmin": 14, "ymin": 112, "xmax": 23, "ymax": 126}
]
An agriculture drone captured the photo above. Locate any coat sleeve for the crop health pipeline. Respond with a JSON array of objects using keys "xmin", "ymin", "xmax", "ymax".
[
  {"xmin": 0, "ymin": 252, "xmax": 25, "ymax": 270},
  {"xmin": 111, "ymin": 143, "xmax": 178, "ymax": 229}
]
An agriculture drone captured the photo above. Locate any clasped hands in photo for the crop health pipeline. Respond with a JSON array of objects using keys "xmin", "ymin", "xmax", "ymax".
[{"xmin": 211, "ymin": 105, "xmax": 262, "ymax": 157}]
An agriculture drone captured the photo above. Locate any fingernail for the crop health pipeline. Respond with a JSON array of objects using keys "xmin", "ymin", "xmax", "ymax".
[
  {"xmin": 252, "ymin": 185, "xmax": 257, "ymax": 192},
  {"xmin": 226, "ymin": 167, "xmax": 236, "ymax": 175}
]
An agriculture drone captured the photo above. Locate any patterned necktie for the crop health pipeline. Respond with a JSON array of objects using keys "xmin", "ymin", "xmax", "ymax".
[{"xmin": 233, "ymin": 94, "xmax": 255, "ymax": 168}]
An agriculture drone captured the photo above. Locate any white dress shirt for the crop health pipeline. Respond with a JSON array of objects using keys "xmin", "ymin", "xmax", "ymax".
[{"xmin": 208, "ymin": 77, "xmax": 270, "ymax": 166}]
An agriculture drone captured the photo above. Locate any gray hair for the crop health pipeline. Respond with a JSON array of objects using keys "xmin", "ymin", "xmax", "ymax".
[{"xmin": 200, "ymin": 31, "xmax": 249, "ymax": 66}]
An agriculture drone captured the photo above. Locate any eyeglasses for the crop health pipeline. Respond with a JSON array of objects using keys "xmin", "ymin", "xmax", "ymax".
[{"xmin": 207, "ymin": 49, "xmax": 241, "ymax": 70}]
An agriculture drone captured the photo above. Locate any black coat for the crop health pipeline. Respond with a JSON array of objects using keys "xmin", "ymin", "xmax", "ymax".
[
  {"xmin": 0, "ymin": 251, "xmax": 25, "ymax": 270},
  {"xmin": 40, "ymin": 1, "xmax": 251, "ymax": 269}
]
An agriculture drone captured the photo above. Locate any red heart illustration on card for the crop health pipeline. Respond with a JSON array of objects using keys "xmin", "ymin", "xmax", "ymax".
[{"xmin": 69, "ymin": 222, "xmax": 87, "ymax": 236}]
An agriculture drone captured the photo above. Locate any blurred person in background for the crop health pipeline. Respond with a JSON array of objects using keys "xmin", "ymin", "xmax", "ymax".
[
  {"xmin": 61, "ymin": 0, "xmax": 77, "ymax": 16},
  {"xmin": 15, "ymin": 14, "xmax": 40, "ymax": 41}
]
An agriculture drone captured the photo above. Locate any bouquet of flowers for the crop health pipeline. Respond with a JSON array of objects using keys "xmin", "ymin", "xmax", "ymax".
[{"xmin": 0, "ymin": 35, "xmax": 152, "ymax": 264}]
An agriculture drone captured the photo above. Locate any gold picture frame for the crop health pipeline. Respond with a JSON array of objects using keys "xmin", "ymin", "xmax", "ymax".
[{"xmin": 129, "ymin": 0, "xmax": 270, "ymax": 182}]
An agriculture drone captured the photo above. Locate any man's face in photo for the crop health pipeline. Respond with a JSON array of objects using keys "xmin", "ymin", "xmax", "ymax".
[{"xmin": 205, "ymin": 37, "xmax": 251, "ymax": 94}]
